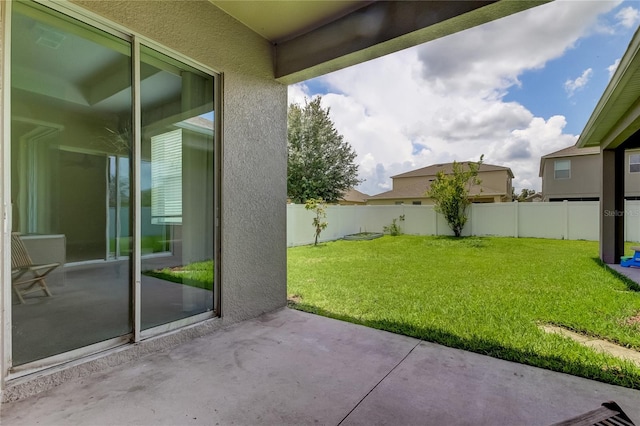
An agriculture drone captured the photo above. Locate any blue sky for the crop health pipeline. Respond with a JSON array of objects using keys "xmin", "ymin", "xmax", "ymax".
[{"xmin": 288, "ymin": 1, "xmax": 640, "ymax": 195}]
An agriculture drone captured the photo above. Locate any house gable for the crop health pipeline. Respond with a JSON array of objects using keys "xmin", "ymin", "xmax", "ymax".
[{"xmin": 367, "ymin": 162, "xmax": 513, "ymax": 205}]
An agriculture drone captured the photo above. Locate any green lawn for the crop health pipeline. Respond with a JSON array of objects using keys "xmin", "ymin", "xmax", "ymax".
[
  {"xmin": 143, "ymin": 260, "xmax": 214, "ymax": 290},
  {"xmin": 287, "ymin": 235, "xmax": 640, "ymax": 388}
]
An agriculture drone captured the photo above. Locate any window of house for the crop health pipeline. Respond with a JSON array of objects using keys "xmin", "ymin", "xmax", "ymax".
[
  {"xmin": 412, "ymin": 201, "xmax": 422, "ymax": 205},
  {"xmin": 630, "ymin": 154, "xmax": 640, "ymax": 173},
  {"xmin": 8, "ymin": 1, "xmax": 218, "ymax": 368},
  {"xmin": 554, "ymin": 160, "xmax": 570, "ymax": 179}
]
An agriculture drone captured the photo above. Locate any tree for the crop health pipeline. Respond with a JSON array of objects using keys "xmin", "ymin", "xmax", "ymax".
[
  {"xmin": 288, "ymin": 97, "xmax": 361, "ymax": 203},
  {"xmin": 514, "ymin": 188, "xmax": 536, "ymax": 202},
  {"xmin": 426, "ymin": 156, "xmax": 483, "ymax": 237},
  {"xmin": 304, "ymin": 198, "xmax": 328, "ymax": 246}
]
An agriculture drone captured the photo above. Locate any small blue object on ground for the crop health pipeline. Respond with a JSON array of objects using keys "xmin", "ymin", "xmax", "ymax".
[{"xmin": 621, "ymin": 246, "xmax": 640, "ymax": 268}]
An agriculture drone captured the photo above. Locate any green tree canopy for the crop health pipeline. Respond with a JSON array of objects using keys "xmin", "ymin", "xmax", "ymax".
[
  {"xmin": 288, "ymin": 97, "xmax": 361, "ymax": 203},
  {"xmin": 514, "ymin": 188, "xmax": 536, "ymax": 202},
  {"xmin": 426, "ymin": 156, "xmax": 483, "ymax": 237}
]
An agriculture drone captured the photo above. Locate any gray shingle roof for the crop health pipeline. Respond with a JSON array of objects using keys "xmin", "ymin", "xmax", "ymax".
[
  {"xmin": 340, "ymin": 188, "xmax": 369, "ymax": 203},
  {"xmin": 541, "ymin": 145, "xmax": 600, "ymax": 159},
  {"xmin": 391, "ymin": 162, "xmax": 514, "ymax": 179}
]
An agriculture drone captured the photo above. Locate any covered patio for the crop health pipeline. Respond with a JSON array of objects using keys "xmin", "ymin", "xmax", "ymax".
[
  {"xmin": 0, "ymin": 0, "xmax": 550, "ymax": 400},
  {"xmin": 2, "ymin": 308, "xmax": 639, "ymax": 425}
]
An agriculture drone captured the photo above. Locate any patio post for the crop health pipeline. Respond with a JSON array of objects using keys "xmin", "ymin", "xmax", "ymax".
[{"xmin": 600, "ymin": 148, "xmax": 625, "ymax": 264}]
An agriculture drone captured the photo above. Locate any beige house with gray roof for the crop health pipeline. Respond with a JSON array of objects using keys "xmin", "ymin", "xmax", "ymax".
[
  {"xmin": 540, "ymin": 145, "xmax": 640, "ymax": 201},
  {"xmin": 366, "ymin": 162, "xmax": 514, "ymax": 205}
]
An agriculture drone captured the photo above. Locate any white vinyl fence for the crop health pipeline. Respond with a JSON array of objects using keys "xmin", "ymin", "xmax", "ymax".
[{"xmin": 287, "ymin": 200, "xmax": 640, "ymax": 247}]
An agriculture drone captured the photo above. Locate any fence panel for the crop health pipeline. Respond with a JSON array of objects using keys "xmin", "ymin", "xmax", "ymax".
[
  {"xmin": 626, "ymin": 200, "xmax": 640, "ymax": 243},
  {"xmin": 517, "ymin": 203, "xmax": 566, "ymax": 239},
  {"xmin": 287, "ymin": 201, "xmax": 640, "ymax": 246},
  {"xmin": 567, "ymin": 202, "xmax": 599, "ymax": 241},
  {"xmin": 471, "ymin": 203, "xmax": 517, "ymax": 237},
  {"xmin": 401, "ymin": 205, "xmax": 435, "ymax": 235}
]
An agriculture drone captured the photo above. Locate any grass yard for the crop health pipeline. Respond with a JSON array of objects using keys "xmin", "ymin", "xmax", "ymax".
[
  {"xmin": 287, "ymin": 235, "xmax": 640, "ymax": 388},
  {"xmin": 143, "ymin": 260, "xmax": 214, "ymax": 291}
]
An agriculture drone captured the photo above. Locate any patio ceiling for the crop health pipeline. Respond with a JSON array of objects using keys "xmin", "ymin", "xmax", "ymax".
[
  {"xmin": 578, "ymin": 28, "xmax": 640, "ymax": 150},
  {"xmin": 209, "ymin": 0, "xmax": 548, "ymax": 84}
]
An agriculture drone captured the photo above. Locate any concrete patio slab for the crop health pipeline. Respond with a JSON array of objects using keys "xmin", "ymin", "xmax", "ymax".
[
  {"xmin": 609, "ymin": 263, "xmax": 640, "ymax": 287},
  {"xmin": 341, "ymin": 339, "xmax": 640, "ymax": 426},
  {"xmin": 2, "ymin": 308, "xmax": 639, "ymax": 425}
]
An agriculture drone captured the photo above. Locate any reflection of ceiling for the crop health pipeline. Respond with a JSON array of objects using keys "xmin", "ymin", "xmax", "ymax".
[{"xmin": 12, "ymin": 10, "xmax": 182, "ymax": 115}]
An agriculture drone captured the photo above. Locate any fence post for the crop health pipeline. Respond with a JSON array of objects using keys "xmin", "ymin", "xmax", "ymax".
[
  {"xmin": 434, "ymin": 207, "xmax": 438, "ymax": 236},
  {"xmin": 469, "ymin": 204, "xmax": 474, "ymax": 236},
  {"xmin": 564, "ymin": 200, "xmax": 569, "ymax": 240},
  {"xmin": 287, "ymin": 204, "xmax": 292, "ymax": 246},
  {"xmin": 514, "ymin": 201, "xmax": 519, "ymax": 238}
]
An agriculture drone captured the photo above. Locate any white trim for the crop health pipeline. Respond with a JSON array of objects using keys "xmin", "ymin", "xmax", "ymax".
[
  {"xmin": 1, "ymin": 0, "xmax": 12, "ymax": 388},
  {"xmin": 132, "ymin": 36, "xmax": 142, "ymax": 342},
  {"xmin": 7, "ymin": 335, "xmax": 131, "ymax": 379},
  {"xmin": 140, "ymin": 311, "xmax": 216, "ymax": 340}
]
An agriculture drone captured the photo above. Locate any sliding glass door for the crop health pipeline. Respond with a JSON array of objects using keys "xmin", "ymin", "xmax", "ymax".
[
  {"xmin": 139, "ymin": 46, "xmax": 215, "ymax": 330},
  {"xmin": 9, "ymin": 1, "xmax": 216, "ymax": 367}
]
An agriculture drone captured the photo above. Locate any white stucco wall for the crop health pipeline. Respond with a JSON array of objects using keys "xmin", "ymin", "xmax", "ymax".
[{"xmin": 69, "ymin": 0, "xmax": 288, "ymax": 322}]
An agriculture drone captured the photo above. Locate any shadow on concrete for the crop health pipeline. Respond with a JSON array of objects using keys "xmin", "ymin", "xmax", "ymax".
[{"xmin": 288, "ymin": 301, "xmax": 640, "ymax": 390}]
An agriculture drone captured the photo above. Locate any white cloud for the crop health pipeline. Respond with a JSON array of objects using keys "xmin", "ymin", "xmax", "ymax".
[
  {"xmin": 608, "ymin": 58, "xmax": 621, "ymax": 78},
  {"xmin": 288, "ymin": 0, "xmax": 618, "ymax": 195},
  {"xmin": 616, "ymin": 6, "xmax": 640, "ymax": 28},
  {"xmin": 416, "ymin": 0, "xmax": 617, "ymax": 97},
  {"xmin": 287, "ymin": 83, "xmax": 309, "ymax": 106},
  {"xmin": 564, "ymin": 68, "xmax": 593, "ymax": 97}
]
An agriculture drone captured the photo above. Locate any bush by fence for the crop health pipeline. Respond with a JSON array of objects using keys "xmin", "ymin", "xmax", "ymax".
[{"xmin": 287, "ymin": 201, "xmax": 640, "ymax": 246}]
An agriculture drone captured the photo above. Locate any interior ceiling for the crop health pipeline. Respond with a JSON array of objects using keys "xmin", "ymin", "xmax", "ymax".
[{"xmin": 208, "ymin": 0, "xmax": 372, "ymax": 43}]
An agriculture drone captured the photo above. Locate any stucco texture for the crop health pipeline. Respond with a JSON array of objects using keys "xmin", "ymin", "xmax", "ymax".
[{"xmin": 70, "ymin": 0, "xmax": 288, "ymax": 323}]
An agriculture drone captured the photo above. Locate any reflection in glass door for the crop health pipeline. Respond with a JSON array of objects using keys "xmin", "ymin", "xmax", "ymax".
[
  {"xmin": 9, "ymin": 1, "xmax": 217, "ymax": 368},
  {"xmin": 140, "ymin": 46, "xmax": 215, "ymax": 330},
  {"xmin": 10, "ymin": 1, "xmax": 133, "ymax": 365}
]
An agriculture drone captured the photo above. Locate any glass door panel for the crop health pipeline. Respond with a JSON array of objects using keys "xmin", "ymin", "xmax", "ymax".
[
  {"xmin": 10, "ymin": 2, "xmax": 133, "ymax": 365},
  {"xmin": 140, "ymin": 46, "xmax": 215, "ymax": 329}
]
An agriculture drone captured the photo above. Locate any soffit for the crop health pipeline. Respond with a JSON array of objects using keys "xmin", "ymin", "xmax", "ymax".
[
  {"xmin": 209, "ymin": 0, "xmax": 547, "ymax": 84},
  {"xmin": 208, "ymin": 1, "xmax": 372, "ymax": 43},
  {"xmin": 578, "ymin": 28, "xmax": 640, "ymax": 149}
]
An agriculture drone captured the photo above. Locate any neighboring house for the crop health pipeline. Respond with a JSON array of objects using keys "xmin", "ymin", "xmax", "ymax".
[
  {"xmin": 338, "ymin": 188, "xmax": 369, "ymax": 205},
  {"xmin": 539, "ymin": 145, "xmax": 640, "ymax": 201},
  {"xmin": 523, "ymin": 192, "xmax": 543, "ymax": 203},
  {"xmin": 0, "ymin": 0, "xmax": 545, "ymax": 400},
  {"xmin": 366, "ymin": 162, "xmax": 514, "ymax": 205}
]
